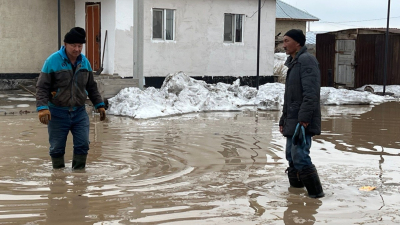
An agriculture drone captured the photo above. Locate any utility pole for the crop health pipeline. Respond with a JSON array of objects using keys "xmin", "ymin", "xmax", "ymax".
[
  {"xmin": 383, "ymin": 0, "xmax": 391, "ymax": 95},
  {"xmin": 58, "ymin": 0, "xmax": 61, "ymax": 50},
  {"xmin": 256, "ymin": 0, "xmax": 261, "ymax": 90}
]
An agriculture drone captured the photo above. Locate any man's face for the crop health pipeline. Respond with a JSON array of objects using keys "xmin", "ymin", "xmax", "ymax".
[
  {"xmin": 283, "ymin": 36, "xmax": 300, "ymax": 56},
  {"xmin": 64, "ymin": 43, "xmax": 83, "ymax": 59}
]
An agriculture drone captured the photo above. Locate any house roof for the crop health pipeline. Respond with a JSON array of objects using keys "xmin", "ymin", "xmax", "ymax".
[
  {"xmin": 323, "ymin": 28, "xmax": 400, "ymax": 35},
  {"xmin": 306, "ymin": 31, "xmax": 326, "ymax": 45},
  {"xmin": 276, "ymin": 0, "xmax": 319, "ymax": 21}
]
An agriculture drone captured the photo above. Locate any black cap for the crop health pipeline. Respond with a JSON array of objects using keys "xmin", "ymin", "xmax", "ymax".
[
  {"xmin": 64, "ymin": 27, "xmax": 86, "ymax": 44},
  {"xmin": 284, "ymin": 29, "xmax": 305, "ymax": 46}
]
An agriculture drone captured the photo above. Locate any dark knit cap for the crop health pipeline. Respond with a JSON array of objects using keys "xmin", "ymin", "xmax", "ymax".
[
  {"xmin": 64, "ymin": 27, "xmax": 86, "ymax": 44},
  {"xmin": 284, "ymin": 29, "xmax": 305, "ymax": 46}
]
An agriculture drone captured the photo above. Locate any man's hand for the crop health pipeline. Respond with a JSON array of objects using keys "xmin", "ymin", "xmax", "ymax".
[
  {"xmin": 38, "ymin": 109, "xmax": 51, "ymax": 125},
  {"xmin": 279, "ymin": 126, "xmax": 283, "ymax": 134},
  {"xmin": 98, "ymin": 107, "xmax": 106, "ymax": 121},
  {"xmin": 299, "ymin": 122, "xmax": 309, "ymax": 128}
]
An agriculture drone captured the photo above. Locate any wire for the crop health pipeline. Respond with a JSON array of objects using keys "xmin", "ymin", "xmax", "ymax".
[
  {"xmin": 246, "ymin": 0, "xmax": 267, "ymax": 18},
  {"xmin": 319, "ymin": 16, "xmax": 400, "ymax": 24}
]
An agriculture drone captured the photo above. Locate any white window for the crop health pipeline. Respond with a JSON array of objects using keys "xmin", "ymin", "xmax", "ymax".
[
  {"xmin": 153, "ymin": 9, "xmax": 175, "ymax": 41},
  {"xmin": 224, "ymin": 14, "xmax": 243, "ymax": 43}
]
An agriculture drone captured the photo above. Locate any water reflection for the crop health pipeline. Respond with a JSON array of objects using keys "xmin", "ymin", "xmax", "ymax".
[
  {"xmin": 320, "ymin": 102, "xmax": 400, "ymax": 156},
  {"xmin": 47, "ymin": 171, "xmax": 90, "ymax": 224},
  {"xmin": 283, "ymin": 188, "xmax": 322, "ymax": 225}
]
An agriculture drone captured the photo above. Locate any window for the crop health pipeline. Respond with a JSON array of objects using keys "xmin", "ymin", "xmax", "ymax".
[
  {"xmin": 224, "ymin": 14, "xmax": 243, "ymax": 43},
  {"xmin": 153, "ymin": 9, "xmax": 175, "ymax": 40}
]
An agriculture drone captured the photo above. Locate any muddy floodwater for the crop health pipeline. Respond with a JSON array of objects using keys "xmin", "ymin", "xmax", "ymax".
[{"xmin": 1, "ymin": 89, "xmax": 400, "ymax": 225}]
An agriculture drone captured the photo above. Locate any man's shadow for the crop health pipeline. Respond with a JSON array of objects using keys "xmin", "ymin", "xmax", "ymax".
[{"xmin": 283, "ymin": 187, "xmax": 322, "ymax": 225}]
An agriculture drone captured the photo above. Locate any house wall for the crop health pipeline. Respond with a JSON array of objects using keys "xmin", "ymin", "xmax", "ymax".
[
  {"xmin": 0, "ymin": 0, "xmax": 74, "ymax": 73},
  {"xmin": 115, "ymin": 0, "xmax": 134, "ymax": 78},
  {"xmin": 142, "ymin": 0, "xmax": 276, "ymax": 78},
  {"xmin": 275, "ymin": 20, "xmax": 306, "ymax": 36},
  {"xmin": 75, "ymin": 0, "xmax": 135, "ymax": 79}
]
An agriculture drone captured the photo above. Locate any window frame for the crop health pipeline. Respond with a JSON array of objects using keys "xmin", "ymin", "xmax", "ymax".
[
  {"xmin": 224, "ymin": 13, "xmax": 244, "ymax": 43},
  {"xmin": 152, "ymin": 8, "xmax": 175, "ymax": 41}
]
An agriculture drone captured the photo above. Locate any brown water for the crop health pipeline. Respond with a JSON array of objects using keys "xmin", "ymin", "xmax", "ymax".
[{"xmin": 1, "ymin": 90, "xmax": 400, "ymax": 225}]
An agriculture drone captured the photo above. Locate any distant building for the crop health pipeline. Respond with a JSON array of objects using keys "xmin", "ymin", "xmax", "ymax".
[
  {"xmin": 275, "ymin": 0, "xmax": 319, "ymax": 35},
  {"xmin": 275, "ymin": 0, "xmax": 319, "ymax": 53},
  {"xmin": 1, "ymin": 0, "xmax": 277, "ymax": 89},
  {"xmin": 316, "ymin": 28, "xmax": 400, "ymax": 88}
]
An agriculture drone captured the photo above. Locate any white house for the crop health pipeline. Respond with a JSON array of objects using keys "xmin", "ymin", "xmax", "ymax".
[
  {"xmin": 76, "ymin": 0, "xmax": 277, "ymax": 88},
  {"xmin": 1, "ymin": 0, "xmax": 276, "ymax": 90}
]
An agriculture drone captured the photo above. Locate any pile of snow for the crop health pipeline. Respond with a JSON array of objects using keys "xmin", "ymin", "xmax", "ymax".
[
  {"xmin": 107, "ymin": 72, "xmax": 397, "ymax": 119},
  {"xmin": 107, "ymin": 72, "xmax": 284, "ymax": 119},
  {"xmin": 356, "ymin": 84, "xmax": 400, "ymax": 95},
  {"xmin": 0, "ymin": 80, "xmax": 19, "ymax": 90},
  {"xmin": 321, "ymin": 87, "xmax": 393, "ymax": 105}
]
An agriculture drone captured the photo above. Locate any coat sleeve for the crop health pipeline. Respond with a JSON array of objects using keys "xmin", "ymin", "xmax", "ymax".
[
  {"xmin": 86, "ymin": 70, "xmax": 105, "ymax": 109},
  {"xmin": 279, "ymin": 85, "xmax": 287, "ymax": 126},
  {"xmin": 36, "ymin": 60, "xmax": 52, "ymax": 111},
  {"xmin": 298, "ymin": 55, "xmax": 320, "ymax": 123}
]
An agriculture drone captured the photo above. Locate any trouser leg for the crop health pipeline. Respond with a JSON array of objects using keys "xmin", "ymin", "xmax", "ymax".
[
  {"xmin": 285, "ymin": 136, "xmax": 310, "ymax": 188},
  {"xmin": 48, "ymin": 108, "xmax": 71, "ymax": 168},
  {"xmin": 285, "ymin": 135, "xmax": 324, "ymax": 198},
  {"xmin": 70, "ymin": 107, "xmax": 90, "ymax": 169}
]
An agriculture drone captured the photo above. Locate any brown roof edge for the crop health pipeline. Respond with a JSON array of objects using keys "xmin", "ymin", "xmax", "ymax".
[
  {"xmin": 324, "ymin": 28, "xmax": 400, "ymax": 34},
  {"xmin": 276, "ymin": 18, "xmax": 319, "ymax": 22}
]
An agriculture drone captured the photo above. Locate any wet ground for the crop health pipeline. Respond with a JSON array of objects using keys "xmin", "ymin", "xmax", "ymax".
[{"xmin": 0, "ymin": 89, "xmax": 400, "ymax": 225}]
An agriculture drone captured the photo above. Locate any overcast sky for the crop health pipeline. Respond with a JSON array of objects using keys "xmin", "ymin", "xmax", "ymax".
[{"xmin": 281, "ymin": 0, "xmax": 400, "ymax": 32}]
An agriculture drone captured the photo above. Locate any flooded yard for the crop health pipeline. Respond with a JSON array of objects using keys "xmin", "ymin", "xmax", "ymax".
[{"xmin": 0, "ymin": 89, "xmax": 400, "ymax": 224}]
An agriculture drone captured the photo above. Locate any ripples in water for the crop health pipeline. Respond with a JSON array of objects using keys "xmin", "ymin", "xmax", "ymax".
[{"xmin": 1, "ymin": 102, "xmax": 400, "ymax": 224}]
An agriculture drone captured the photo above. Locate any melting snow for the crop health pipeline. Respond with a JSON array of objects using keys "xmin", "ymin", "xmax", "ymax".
[{"xmin": 107, "ymin": 72, "xmax": 397, "ymax": 119}]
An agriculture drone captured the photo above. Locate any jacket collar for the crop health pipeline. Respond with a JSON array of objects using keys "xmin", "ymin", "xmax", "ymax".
[
  {"xmin": 58, "ymin": 46, "xmax": 83, "ymax": 67},
  {"xmin": 284, "ymin": 46, "xmax": 308, "ymax": 68}
]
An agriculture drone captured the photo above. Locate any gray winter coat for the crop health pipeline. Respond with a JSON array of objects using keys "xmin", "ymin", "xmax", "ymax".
[{"xmin": 279, "ymin": 46, "xmax": 321, "ymax": 137}]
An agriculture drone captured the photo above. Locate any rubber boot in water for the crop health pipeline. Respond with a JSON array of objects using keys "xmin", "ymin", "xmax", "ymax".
[
  {"xmin": 51, "ymin": 157, "xmax": 65, "ymax": 169},
  {"xmin": 72, "ymin": 154, "xmax": 87, "ymax": 170},
  {"xmin": 299, "ymin": 164, "xmax": 325, "ymax": 198},
  {"xmin": 286, "ymin": 167, "xmax": 304, "ymax": 188}
]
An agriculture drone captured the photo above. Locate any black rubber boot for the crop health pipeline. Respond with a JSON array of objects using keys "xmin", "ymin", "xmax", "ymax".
[
  {"xmin": 72, "ymin": 154, "xmax": 87, "ymax": 170},
  {"xmin": 299, "ymin": 164, "xmax": 324, "ymax": 198},
  {"xmin": 286, "ymin": 167, "xmax": 304, "ymax": 188},
  {"xmin": 51, "ymin": 157, "xmax": 65, "ymax": 169}
]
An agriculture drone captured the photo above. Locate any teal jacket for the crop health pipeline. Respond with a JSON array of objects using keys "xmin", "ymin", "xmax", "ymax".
[{"xmin": 36, "ymin": 46, "xmax": 104, "ymax": 111}]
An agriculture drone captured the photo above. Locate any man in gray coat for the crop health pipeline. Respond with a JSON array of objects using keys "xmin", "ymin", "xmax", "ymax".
[{"xmin": 279, "ymin": 29, "xmax": 324, "ymax": 198}]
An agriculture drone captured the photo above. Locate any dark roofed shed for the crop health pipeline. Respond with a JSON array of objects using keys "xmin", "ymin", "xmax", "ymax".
[{"xmin": 316, "ymin": 28, "xmax": 400, "ymax": 88}]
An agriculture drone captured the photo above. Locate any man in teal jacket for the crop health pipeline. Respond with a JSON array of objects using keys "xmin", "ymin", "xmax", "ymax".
[{"xmin": 36, "ymin": 27, "xmax": 106, "ymax": 170}]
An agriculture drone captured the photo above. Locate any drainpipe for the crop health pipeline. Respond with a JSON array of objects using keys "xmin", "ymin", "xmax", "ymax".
[
  {"xmin": 256, "ymin": 0, "xmax": 261, "ymax": 90},
  {"xmin": 383, "ymin": 0, "xmax": 391, "ymax": 95},
  {"xmin": 58, "ymin": 0, "xmax": 61, "ymax": 50}
]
